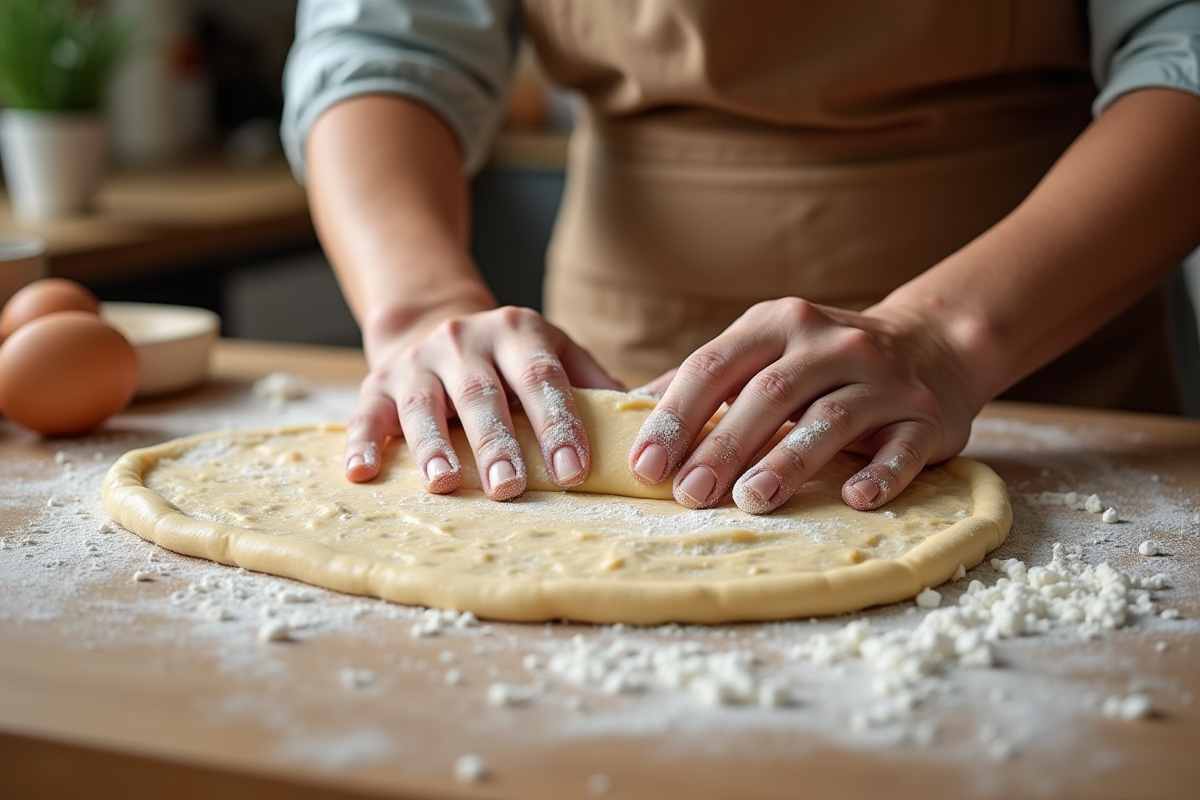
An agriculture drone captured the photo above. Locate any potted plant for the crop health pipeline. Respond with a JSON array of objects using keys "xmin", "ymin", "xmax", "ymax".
[{"xmin": 0, "ymin": 0, "xmax": 130, "ymax": 222}]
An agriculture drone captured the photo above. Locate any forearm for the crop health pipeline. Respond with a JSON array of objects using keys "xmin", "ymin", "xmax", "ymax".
[
  {"xmin": 877, "ymin": 88, "xmax": 1200, "ymax": 407},
  {"xmin": 306, "ymin": 94, "xmax": 496, "ymax": 364}
]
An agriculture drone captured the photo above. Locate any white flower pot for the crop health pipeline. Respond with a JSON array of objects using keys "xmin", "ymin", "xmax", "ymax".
[{"xmin": 0, "ymin": 109, "xmax": 109, "ymax": 223}]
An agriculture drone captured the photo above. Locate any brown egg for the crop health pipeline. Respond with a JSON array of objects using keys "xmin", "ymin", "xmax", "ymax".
[
  {"xmin": 0, "ymin": 278, "xmax": 100, "ymax": 341},
  {"xmin": 0, "ymin": 311, "xmax": 139, "ymax": 436}
]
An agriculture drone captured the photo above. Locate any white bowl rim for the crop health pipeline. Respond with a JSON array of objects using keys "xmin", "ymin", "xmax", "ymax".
[{"xmin": 100, "ymin": 301, "xmax": 220, "ymax": 347}]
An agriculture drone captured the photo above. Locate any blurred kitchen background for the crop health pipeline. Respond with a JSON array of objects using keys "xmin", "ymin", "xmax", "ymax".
[
  {"xmin": 1, "ymin": 0, "xmax": 570, "ymax": 346},
  {"xmin": 0, "ymin": 0, "xmax": 1198, "ymax": 414}
]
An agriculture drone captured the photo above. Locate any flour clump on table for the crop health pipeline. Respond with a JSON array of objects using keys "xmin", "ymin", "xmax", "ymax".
[{"xmin": 101, "ymin": 389, "xmax": 1012, "ymax": 624}]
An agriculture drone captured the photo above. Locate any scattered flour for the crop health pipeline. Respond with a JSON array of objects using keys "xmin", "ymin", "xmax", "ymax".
[
  {"xmin": 1, "ymin": 389, "xmax": 1197, "ymax": 798},
  {"xmin": 587, "ymin": 773, "xmax": 613, "ymax": 795},
  {"xmin": 545, "ymin": 637, "xmax": 781, "ymax": 708},
  {"xmin": 1101, "ymin": 693, "xmax": 1154, "ymax": 720},
  {"xmin": 258, "ymin": 620, "xmax": 292, "ymax": 643},
  {"xmin": 253, "ymin": 372, "xmax": 312, "ymax": 409},
  {"xmin": 340, "ymin": 668, "xmax": 376, "ymax": 689},
  {"xmin": 487, "ymin": 682, "xmax": 538, "ymax": 707},
  {"xmin": 915, "ymin": 587, "xmax": 943, "ymax": 609},
  {"xmin": 454, "ymin": 753, "xmax": 489, "ymax": 783},
  {"xmin": 411, "ymin": 607, "xmax": 479, "ymax": 637}
]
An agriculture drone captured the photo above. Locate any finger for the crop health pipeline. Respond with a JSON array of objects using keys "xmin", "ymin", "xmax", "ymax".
[
  {"xmin": 390, "ymin": 377, "xmax": 462, "ymax": 494},
  {"xmin": 558, "ymin": 338, "xmax": 626, "ymax": 392},
  {"xmin": 731, "ymin": 388, "xmax": 875, "ymax": 514},
  {"xmin": 840, "ymin": 424, "xmax": 935, "ymax": 511},
  {"xmin": 344, "ymin": 374, "xmax": 404, "ymax": 483},
  {"xmin": 672, "ymin": 359, "xmax": 817, "ymax": 508},
  {"xmin": 495, "ymin": 344, "xmax": 591, "ymax": 488},
  {"xmin": 629, "ymin": 368, "xmax": 677, "ymax": 398},
  {"xmin": 629, "ymin": 327, "xmax": 782, "ymax": 486},
  {"xmin": 443, "ymin": 365, "xmax": 527, "ymax": 501}
]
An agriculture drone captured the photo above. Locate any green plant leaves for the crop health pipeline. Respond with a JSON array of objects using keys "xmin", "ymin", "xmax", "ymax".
[{"xmin": 0, "ymin": 0, "xmax": 133, "ymax": 111}]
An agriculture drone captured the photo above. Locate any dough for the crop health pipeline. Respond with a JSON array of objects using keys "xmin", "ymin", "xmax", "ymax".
[{"xmin": 102, "ymin": 389, "xmax": 1011, "ymax": 624}]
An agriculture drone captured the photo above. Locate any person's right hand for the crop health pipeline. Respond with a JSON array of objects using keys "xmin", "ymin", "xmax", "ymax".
[{"xmin": 343, "ymin": 306, "xmax": 625, "ymax": 500}]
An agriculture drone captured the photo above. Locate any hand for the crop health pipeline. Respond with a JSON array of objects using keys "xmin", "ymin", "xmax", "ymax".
[
  {"xmin": 626, "ymin": 297, "xmax": 988, "ymax": 513},
  {"xmin": 344, "ymin": 306, "xmax": 624, "ymax": 499}
]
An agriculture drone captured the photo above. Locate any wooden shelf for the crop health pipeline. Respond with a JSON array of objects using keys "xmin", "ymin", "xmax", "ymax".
[
  {"xmin": 0, "ymin": 156, "xmax": 314, "ymax": 285},
  {"xmin": 0, "ymin": 131, "xmax": 568, "ymax": 287}
]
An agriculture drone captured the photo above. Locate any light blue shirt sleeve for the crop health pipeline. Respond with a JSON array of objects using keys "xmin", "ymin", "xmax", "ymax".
[
  {"xmin": 1091, "ymin": 0, "xmax": 1200, "ymax": 114},
  {"xmin": 281, "ymin": 0, "xmax": 520, "ymax": 181}
]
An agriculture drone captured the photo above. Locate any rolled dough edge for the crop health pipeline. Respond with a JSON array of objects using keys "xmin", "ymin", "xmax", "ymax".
[{"xmin": 101, "ymin": 426, "xmax": 1012, "ymax": 625}]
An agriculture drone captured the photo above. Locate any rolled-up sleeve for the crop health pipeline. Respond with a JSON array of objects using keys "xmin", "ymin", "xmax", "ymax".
[
  {"xmin": 282, "ymin": 0, "xmax": 520, "ymax": 180},
  {"xmin": 1091, "ymin": 0, "xmax": 1200, "ymax": 115}
]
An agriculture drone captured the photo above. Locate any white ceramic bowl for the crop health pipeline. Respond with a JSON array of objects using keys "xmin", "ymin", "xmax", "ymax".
[{"xmin": 101, "ymin": 302, "xmax": 220, "ymax": 396}]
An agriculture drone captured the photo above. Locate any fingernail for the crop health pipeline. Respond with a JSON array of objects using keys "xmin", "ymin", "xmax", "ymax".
[
  {"xmin": 633, "ymin": 444, "xmax": 668, "ymax": 483},
  {"xmin": 346, "ymin": 454, "xmax": 364, "ymax": 472},
  {"xmin": 677, "ymin": 466, "xmax": 717, "ymax": 506},
  {"xmin": 553, "ymin": 446, "xmax": 582, "ymax": 483},
  {"xmin": 488, "ymin": 459, "xmax": 517, "ymax": 489},
  {"xmin": 742, "ymin": 471, "xmax": 780, "ymax": 504},
  {"xmin": 426, "ymin": 456, "xmax": 452, "ymax": 480},
  {"xmin": 851, "ymin": 479, "xmax": 880, "ymax": 504}
]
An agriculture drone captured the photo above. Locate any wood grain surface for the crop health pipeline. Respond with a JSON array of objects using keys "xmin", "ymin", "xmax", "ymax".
[{"xmin": 1, "ymin": 340, "xmax": 1197, "ymax": 800}]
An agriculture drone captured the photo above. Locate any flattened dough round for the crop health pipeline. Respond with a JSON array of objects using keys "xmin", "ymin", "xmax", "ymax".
[{"xmin": 102, "ymin": 389, "xmax": 1011, "ymax": 624}]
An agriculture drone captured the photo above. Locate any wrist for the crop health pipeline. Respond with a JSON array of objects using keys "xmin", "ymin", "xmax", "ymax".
[{"xmin": 868, "ymin": 288, "xmax": 1009, "ymax": 415}]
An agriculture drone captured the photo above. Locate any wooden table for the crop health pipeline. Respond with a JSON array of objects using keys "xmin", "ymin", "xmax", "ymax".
[{"xmin": 1, "ymin": 340, "xmax": 1197, "ymax": 799}]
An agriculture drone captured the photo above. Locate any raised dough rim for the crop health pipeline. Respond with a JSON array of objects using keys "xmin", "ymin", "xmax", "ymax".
[{"xmin": 101, "ymin": 424, "xmax": 1012, "ymax": 625}]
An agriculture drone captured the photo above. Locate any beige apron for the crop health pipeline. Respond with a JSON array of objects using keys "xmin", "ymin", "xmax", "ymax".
[{"xmin": 522, "ymin": 0, "xmax": 1182, "ymax": 413}]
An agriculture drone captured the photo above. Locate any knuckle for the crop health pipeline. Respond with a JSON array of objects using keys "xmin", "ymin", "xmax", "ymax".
[
  {"xmin": 748, "ymin": 368, "xmax": 795, "ymax": 409},
  {"xmin": 811, "ymin": 397, "xmax": 856, "ymax": 437},
  {"xmin": 345, "ymin": 411, "xmax": 383, "ymax": 437},
  {"xmin": 773, "ymin": 438, "xmax": 812, "ymax": 476},
  {"xmin": 775, "ymin": 296, "xmax": 818, "ymax": 324},
  {"xmin": 360, "ymin": 370, "xmax": 390, "ymax": 395},
  {"xmin": 888, "ymin": 436, "xmax": 926, "ymax": 474},
  {"xmin": 836, "ymin": 326, "xmax": 876, "ymax": 355},
  {"xmin": 456, "ymin": 373, "xmax": 501, "ymax": 408},
  {"xmin": 517, "ymin": 354, "xmax": 565, "ymax": 391},
  {"xmin": 494, "ymin": 305, "xmax": 535, "ymax": 330},
  {"xmin": 432, "ymin": 316, "xmax": 466, "ymax": 342},
  {"xmin": 702, "ymin": 429, "xmax": 746, "ymax": 463},
  {"xmin": 682, "ymin": 348, "xmax": 733, "ymax": 387},
  {"xmin": 911, "ymin": 389, "xmax": 944, "ymax": 422},
  {"xmin": 397, "ymin": 344, "xmax": 424, "ymax": 367},
  {"xmin": 346, "ymin": 411, "xmax": 373, "ymax": 429},
  {"xmin": 396, "ymin": 388, "xmax": 438, "ymax": 421},
  {"xmin": 473, "ymin": 424, "xmax": 518, "ymax": 458}
]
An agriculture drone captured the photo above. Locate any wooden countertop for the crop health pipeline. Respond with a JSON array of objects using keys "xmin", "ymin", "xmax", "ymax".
[{"xmin": 1, "ymin": 340, "xmax": 1197, "ymax": 800}]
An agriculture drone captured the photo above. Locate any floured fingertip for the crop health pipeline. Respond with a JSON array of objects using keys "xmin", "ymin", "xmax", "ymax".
[
  {"xmin": 733, "ymin": 468, "xmax": 788, "ymax": 515},
  {"xmin": 485, "ymin": 458, "xmax": 527, "ymax": 501},
  {"xmin": 345, "ymin": 441, "xmax": 381, "ymax": 483},
  {"xmin": 424, "ymin": 455, "xmax": 461, "ymax": 493}
]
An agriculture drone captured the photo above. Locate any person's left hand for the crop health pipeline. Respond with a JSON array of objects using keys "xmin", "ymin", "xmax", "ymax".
[{"xmin": 625, "ymin": 296, "xmax": 990, "ymax": 513}]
